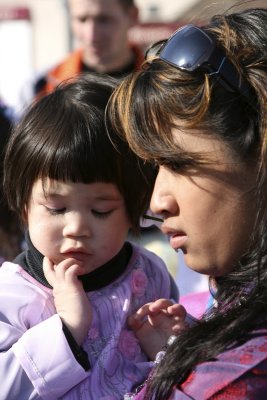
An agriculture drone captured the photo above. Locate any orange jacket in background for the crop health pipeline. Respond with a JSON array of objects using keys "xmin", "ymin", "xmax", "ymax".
[{"xmin": 36, "ymin": 44, "xmax": 144, "ymax": 98}]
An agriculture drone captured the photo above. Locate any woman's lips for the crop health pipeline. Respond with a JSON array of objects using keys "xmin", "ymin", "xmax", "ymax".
[
  {"xmin": 169, "ymin": 234, "xmax": 188, "ymax": 251},
  {"xmin": 161, "ymin": 224, "xmax": 187, "ymax": 251}
]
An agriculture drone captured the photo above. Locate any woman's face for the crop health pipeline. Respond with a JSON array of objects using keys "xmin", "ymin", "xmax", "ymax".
[{"xmin": 150, "ymin": 128, "xmax": 257, "ymax": 277}]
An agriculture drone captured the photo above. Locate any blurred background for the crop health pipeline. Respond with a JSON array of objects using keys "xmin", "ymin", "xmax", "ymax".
[{"xmin": 0, "ymin": 0, "xmax": 266, "ymax": 116}]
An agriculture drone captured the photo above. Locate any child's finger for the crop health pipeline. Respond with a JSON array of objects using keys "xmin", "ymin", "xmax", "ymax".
[
  {"xmin": 167, "ymin": 303, "xmax": 187, "ymax": 319},
  {"xmin": 127, "ymin": 314, "xmax": 144, "ymax": 331},
  {"xmin": 53, "ymin": 258, "xmax": 82, "ymax": 281},
  {"xmin": 148, "ymin": 298, "xmax": 175, "ymax": 314},
  {"xmin": 43, "ymin": 256, "xmax": 56, "ymax": 286},
  {"xmin": 130, "ymin": 299, "xmax": 176, "ymax": 323},
  {"xmin": 134, "ymin": 302, "xmax": 154, "ymax": 318},
  {"xmin": 127, "ymin": 302, "xmax": 154, "ymax": 330},
  {"xmin": 64, "ymin": 263, "xmax": 83, "ymax": 285}
]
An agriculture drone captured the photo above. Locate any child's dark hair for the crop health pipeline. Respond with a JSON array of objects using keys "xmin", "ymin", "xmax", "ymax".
[{"xmin": 4, "ymin": 74, "xmax": 155, "ymax": 234}]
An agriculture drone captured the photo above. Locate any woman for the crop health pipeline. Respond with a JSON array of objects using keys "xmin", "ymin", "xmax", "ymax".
[{"xmin": 109, "ymin": 7, "xmax": 267, "ymax": 399}]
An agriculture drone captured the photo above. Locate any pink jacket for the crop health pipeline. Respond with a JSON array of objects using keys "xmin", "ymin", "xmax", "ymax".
[{"xmin": 0, "ymin": 243, "xmax": 173, "ymax": 399}]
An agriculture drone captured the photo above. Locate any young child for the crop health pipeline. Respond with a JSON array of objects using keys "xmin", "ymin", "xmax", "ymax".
[{"xmin": 0, "ymin": 74, "xmax": 182, "ymax": 399}]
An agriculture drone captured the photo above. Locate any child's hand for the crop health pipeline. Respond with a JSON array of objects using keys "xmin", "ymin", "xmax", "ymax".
[
  {"xmin": 43, "ymin": 256, "xmax": 92, "ymax": 345},
  {"xmin": 128, "ymin": 299, "xmax": 188, "ymax": 360}
]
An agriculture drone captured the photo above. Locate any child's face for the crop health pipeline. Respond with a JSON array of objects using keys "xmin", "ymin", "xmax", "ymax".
[{"xmin": 25, "ymin": 178, "xmax": 131, "ymax": 273}]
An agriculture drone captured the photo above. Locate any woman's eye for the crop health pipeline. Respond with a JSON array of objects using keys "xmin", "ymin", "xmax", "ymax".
[
  {"xmin": 165, "ymin": 161, "xmax": 188, "ymax": 173},
  {"xmin": 92, "ymin": 209, "xmax": 113, "ymax": 219},
  {"xmin": 46, "ymin": 207, "xmax": 66, "ymax": 215},
  {"xmin": 172, "ymin": 164, "xmax": 186, "ymax": 172}
]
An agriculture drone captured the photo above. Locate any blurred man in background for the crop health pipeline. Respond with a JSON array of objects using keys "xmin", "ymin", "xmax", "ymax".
[{"xmin": 35, "ymin": 0, "xmax": 143, "ymax": 96}]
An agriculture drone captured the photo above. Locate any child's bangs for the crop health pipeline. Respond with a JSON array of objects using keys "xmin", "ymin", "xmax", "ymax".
[{"xmin": 39, "ymin": 112, "xmax": 122, "ymax": 185}]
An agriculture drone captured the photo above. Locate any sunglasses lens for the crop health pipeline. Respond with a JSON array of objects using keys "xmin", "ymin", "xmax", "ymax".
[{"xmin": 159, "ymin": 25, "xmax": 214, "ymax": 71}]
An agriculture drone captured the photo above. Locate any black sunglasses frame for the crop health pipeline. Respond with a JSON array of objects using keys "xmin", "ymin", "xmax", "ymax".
[{"xmin": 146, "ymin": 24, "xmax": 252, "ymax": 101}]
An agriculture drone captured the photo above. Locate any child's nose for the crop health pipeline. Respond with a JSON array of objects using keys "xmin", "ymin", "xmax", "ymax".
[{"xmin": 63, "ymin": 212, "xmax": 91, "ymax": 238}]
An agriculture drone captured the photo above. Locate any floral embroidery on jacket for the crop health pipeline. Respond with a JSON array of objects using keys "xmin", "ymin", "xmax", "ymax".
[
  {"xmin": 119, "ymin": 329, "xmax": 141, "ymax": 360},
  {"xmin": 131, "ymin": 268, "xmax": 148, "ymax": 297}
]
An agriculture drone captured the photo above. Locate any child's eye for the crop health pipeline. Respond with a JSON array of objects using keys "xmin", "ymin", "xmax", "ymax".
[
  {"xmin": 92, "ymin": 209, "xmax": 113, "ymax": 219},
  {"xmin": 46, "ymin": 207, "xmax": 66, "ymax": 215}
]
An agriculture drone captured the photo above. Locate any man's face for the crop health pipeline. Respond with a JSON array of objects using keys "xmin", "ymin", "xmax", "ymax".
[{"xmin": 68, "ymin": 0, "xmax": 138, "ymax": 72}]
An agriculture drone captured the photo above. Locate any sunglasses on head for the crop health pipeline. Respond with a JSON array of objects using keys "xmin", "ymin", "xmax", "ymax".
[{"xmin": 145, "ymin": 24, "xmax": 251, "ymax": 101}]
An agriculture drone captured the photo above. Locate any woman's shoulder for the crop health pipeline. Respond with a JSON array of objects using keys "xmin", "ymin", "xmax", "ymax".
[
  {"xmin": 178, "ymin": 330, "xmax": 267, "ymax": 399},
  {"xmin": 180, "ymin": 291, "xmax": 211, "ymax": 319}
]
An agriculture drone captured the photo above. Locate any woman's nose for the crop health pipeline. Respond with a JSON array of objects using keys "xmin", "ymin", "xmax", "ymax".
[{"xmin": 150, "ymin": 167, "xmax": 178, "ymax": 218}]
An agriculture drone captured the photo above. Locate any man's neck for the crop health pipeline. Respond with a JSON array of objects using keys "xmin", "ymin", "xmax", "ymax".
[
  {"xmin": 82, "ymin": 58, "xmax": 136, "ymax": 78},
  {"xmin": 82, "ymin": 46, "xmax": 136, "ymax": 75}
]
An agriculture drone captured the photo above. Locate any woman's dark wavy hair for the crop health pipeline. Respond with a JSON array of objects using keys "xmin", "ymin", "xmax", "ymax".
[
  {"xmin": 4, "ymin": 74, "xmax": 155, "ymax": 235},
  {"xmin": 109, "ymin": 7, "xmax": 267, "ymax": 399}
]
